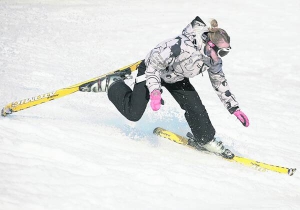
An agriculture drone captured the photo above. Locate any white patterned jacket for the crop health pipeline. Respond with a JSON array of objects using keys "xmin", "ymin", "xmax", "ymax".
[{"xmin": 144, "ymin": 16, "xmax": 239, "ymax": 113}]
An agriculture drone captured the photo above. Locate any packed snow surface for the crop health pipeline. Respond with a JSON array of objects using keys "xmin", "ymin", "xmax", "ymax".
[{"xmin": 0, "ymin": 0, "xmax": 300, "ymax": 209}]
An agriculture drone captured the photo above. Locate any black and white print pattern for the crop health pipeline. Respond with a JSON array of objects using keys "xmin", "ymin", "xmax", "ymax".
[{"xmin": 144, "ymin": 16, "xmax": 239, "ymax": 112}]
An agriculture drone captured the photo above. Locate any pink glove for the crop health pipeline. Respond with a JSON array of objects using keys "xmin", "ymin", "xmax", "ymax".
[
  {"xmin": 150, "ymin": 90, "xmax": 161, "ymax": 111},
  {"xmin": 234, "ymin": 110, "xmax": 249, "ymax": 127}
]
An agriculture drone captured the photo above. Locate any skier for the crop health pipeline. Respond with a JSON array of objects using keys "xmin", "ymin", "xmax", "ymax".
[{"xmin": 80, "ymin": 16, "xmax": 249, "ymax": 158}]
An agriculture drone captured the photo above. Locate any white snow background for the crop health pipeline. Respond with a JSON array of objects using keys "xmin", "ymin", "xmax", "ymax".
[{"xmin": 0, "ymin": 0, "xmax": 300, "ymax": 209}]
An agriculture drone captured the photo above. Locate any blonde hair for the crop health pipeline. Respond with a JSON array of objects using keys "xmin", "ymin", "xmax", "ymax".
[{"xmin": 208, "ymin": 19, "xmax": 230, "ymax": 44}]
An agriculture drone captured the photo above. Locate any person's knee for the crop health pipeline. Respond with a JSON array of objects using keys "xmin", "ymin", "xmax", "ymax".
[{"xmin": 125, "ymin": 114, "xmax": 142, "ymax": 122}]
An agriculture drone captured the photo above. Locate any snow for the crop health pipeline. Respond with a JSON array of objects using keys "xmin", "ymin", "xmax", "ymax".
[{"xmin": 0, "ymin": 0, "xmax": 300, "ymax": 209}]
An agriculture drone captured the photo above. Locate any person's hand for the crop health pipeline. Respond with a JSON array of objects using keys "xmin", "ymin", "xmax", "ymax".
[
  {"xmin": 150, "ymin": 90, "xmax": 161, "ymax": 111},
  {"xmin": 234, "ymin": 110, "xmax": 249, "ymax": 127}
]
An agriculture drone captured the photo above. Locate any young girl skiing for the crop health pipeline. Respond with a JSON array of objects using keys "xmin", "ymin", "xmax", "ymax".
[{"xmin": 80, "ymin": 16, "xmax": 249, "ymax": 158}]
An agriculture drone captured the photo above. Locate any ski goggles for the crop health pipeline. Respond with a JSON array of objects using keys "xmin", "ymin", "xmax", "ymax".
[{"xmin": 207, "ymin": 41, "xmax": 231, "ymax": 57}]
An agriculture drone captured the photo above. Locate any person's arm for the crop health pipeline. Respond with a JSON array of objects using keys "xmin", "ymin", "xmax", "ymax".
[
  {"xmin": 145, "ymin": 48, "xmax": 171, "ymax": 93},
  {"xmin": 144, "ymin": 46, "xmax": 173, "ymax": 111},
  {"xmin": 208, "ymin": 63, "xmax": 249, "ymax": 127},
  {"xmin": 208, "ymin": 70, "xmax": 239, "ymax": 113}
]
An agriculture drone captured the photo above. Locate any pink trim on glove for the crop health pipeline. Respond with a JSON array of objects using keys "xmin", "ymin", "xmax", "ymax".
[
  {"xmin": 150, "ymin": 90, "xmax": 161, "ymax": 111},
  {"xmin": 234, "ymin": 110, "xmax": 249, "ymax": 127}
]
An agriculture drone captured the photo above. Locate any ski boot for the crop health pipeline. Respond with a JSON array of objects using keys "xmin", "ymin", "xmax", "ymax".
[
  {"xmin": 79, "ymin": 74, "xmax": 122, "ymax": 92},
  {"xmin": 187, "ymin": 132, "xmax": 234, "ymax": 159},
  {"xmin": 79, "ymin": 68, "xmax": 132, "ymax": 93},
  {"xmin": 202, "ymin": 138, "xmax": 234, "ymax": 159}
]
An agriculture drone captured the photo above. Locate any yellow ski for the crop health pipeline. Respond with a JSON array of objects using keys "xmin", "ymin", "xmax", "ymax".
[
  {"xmin": 1, "ymin": 60, "xmax": 142, "ymax": 117},
  {"xmin": 153, "ymin": 127, "xmax": 296, "ymax": 176}
]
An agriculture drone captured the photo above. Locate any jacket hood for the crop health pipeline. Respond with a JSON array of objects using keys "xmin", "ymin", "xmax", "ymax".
[{"xmin": 182, "ymin": 16, "xmax": 209, "ymax": 49}]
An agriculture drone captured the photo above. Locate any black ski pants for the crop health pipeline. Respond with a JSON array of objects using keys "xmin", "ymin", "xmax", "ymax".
[{"xmin": 108, "ymin": 61, "xmax": 215, "ymax": 144}]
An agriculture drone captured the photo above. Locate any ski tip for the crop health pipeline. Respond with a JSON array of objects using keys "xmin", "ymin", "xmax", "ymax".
[
  {"xmin": 153, "ymin": 127, "xmax": 162, "ymax": 134},
  {"xmin": 288, "ymin": 168, "xmax": 296, "ymax": 176},
  {"xmin": 1, "ymin": 108, "xmax": 6, "ymax": 117},
  {"xmin": 1, "ymin": 106, "xmax": 12, "ymax": 117}
]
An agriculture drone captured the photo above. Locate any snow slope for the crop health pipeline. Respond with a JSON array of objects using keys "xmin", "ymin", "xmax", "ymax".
[{"xmin": 0, "ymin": 0, "xmax": 300, "ymax": 209}]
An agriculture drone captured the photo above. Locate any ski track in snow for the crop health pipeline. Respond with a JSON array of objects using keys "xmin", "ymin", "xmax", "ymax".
[{"xmin": 0, "ymin": 0, "xmax": 300, "ymax": 210}]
